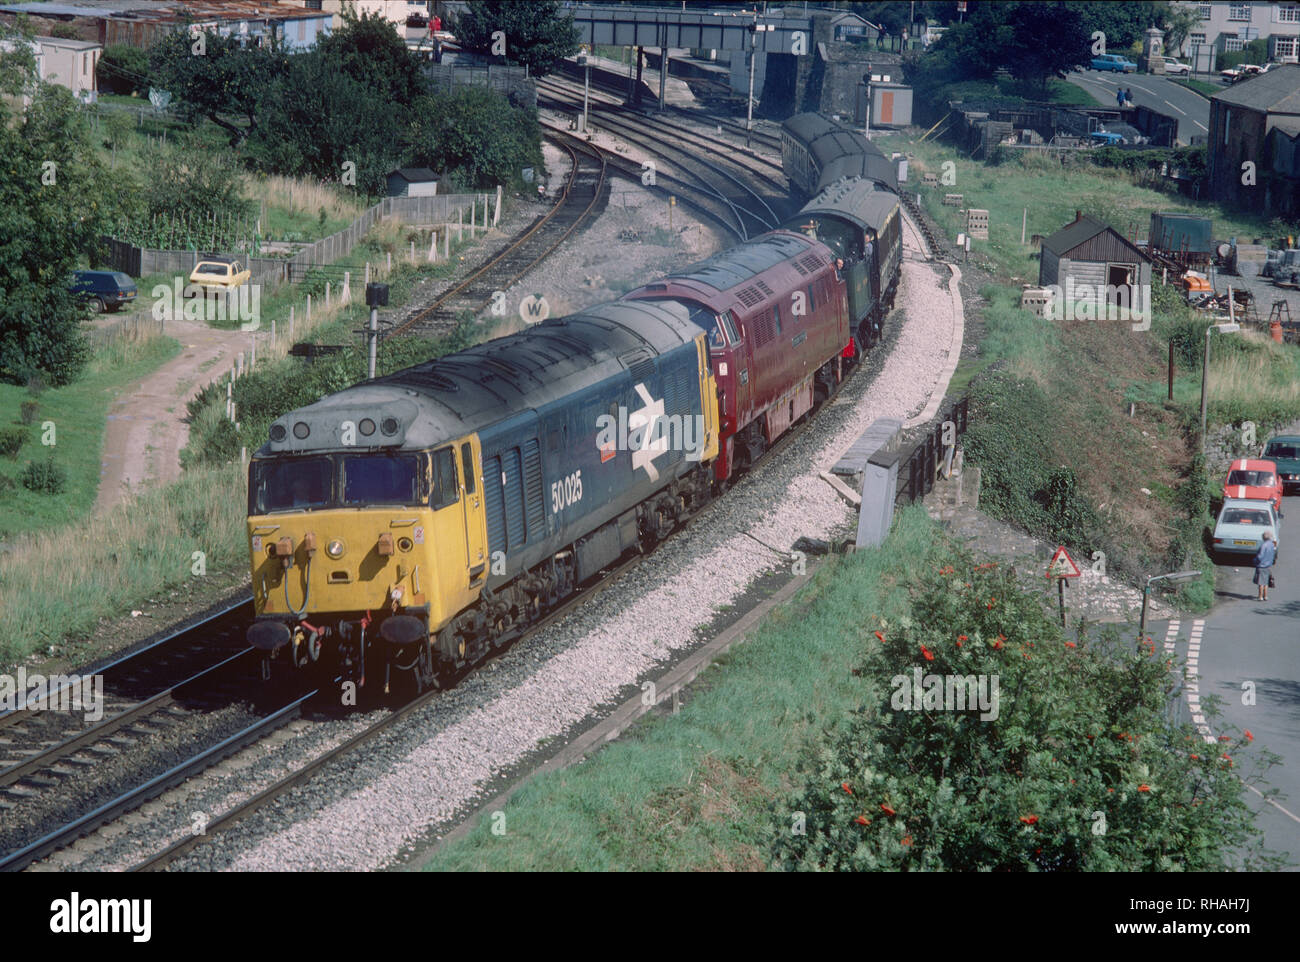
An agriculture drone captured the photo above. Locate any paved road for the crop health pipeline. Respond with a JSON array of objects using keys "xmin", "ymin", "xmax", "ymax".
[
  {"xmin": 1154, "ymin": 492, "xmax": 1300, "ymax": 868},
  {"xmin": 1066, "ymin": 70, "xmax": 1211, "ymax": 145}
]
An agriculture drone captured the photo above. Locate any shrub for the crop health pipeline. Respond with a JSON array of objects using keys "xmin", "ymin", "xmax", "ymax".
[
  {"xmin": 26, "ymin": 374, "xmax": 46, "ymax": 397},
  {"xmin": 21, "ymin": 456, "xmax": 66, "ymax": 494},
  {"xmin": 19, "ymin": 401, "xmax": 38, "ymax": 425},
  {"xmin": 97, "ymin": 44, "xmax": 149, "ymax": 96},
  {"xmin": 771, "ymin": 545, "xmax": 1279, "ymax": 871},
  {"xmin": 0, "ymin": 427, "xmax": 25, "ymax": 458}
]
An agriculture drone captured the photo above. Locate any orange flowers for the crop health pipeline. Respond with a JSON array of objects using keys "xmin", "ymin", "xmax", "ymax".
[
  {"xmin": 992, "ymin": 639, "xmax": 1004, "ymax": 650},
  {"xmin": 1065, "ymin": 641, "xmax": 1076, "ymax": 649},
  {"xmin": 900, "ymin": 835, "xmax": 913, "ymax": 846},
  {"xmin": 1245, "ymin": 730, "xmax": 1254, "ymax": 742},
  {"xmin": 841, "ymin": 782, "xmax": 853, "ymax": 795},
  {"xmin": 854, "ymin": 815, "xmax": 871, "ymax": 826},
  {"xmin": 1190, "ymin": 754, "xmax": 1199, "ymax": 760},
  {"xmin": 1019, "ymin": 814, "xmax": 1039, "ymax": 825},
  {"xmin": 873, "ymin": 631, "xmax": 885, "ymax": 642},
  {"xmin": 921, "ymin": 645, "xmax": 935, "ymax": 662},
  {"xmin": 880, "ymin": 803, "xmax": 896, "ymax": 816},
  {"xmin": 1137, "ymin": 784, "xmax": 1151, "ymax": 793},
  {"xmin": 938, "ymin": 565, "xmax": 955, "ymax": 575}
]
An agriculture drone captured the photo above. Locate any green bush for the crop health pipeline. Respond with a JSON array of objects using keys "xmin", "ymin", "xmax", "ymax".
[
  {"xmin": 0, "ymin": 427, "xmax": 25, "ymax": 458},
  {"xmin": 19, "ymin": 400, "xmax": 38, "ymax": 425},
  {"xmin": 97, "ymin": 44, "xmax": 149, "ymax": 96},
  {"xmin": 20, "ymin": 456, "xmax": 66, "ymax": 494},
  {"xmin": 771, "ymin": 546, "xmax": 1279, "ymax": 870}
]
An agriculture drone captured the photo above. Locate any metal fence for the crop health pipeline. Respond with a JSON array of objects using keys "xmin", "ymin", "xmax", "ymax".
[
  {"xmin": 894, "ymin": 395, "xmax": 970, "ymax": 506},
  {"xmin": 99, "ymin": 193, "xmax": 487, "ymax": 289}
]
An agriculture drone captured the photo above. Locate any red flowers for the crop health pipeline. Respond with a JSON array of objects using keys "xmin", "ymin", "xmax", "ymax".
[
  {"xmin": 854, "ymin": 815, "xmax": 871, "ymax": 826},
  {"xmin": 958, "ymin": 634, "xmax": 968, "ymax": 641},
  {"xmin": 900, "ymin": 835, "xmax": 913, "ymax": 846},
  {"xmin": 1190, "ymin": 754, "xmax": 1199, "ymax": 760},
  {"xmin": 1219, "ymin": 735, "xmax": 1231, "ymax": 742},
  {"xmin": 1065, "ymin": 641, "xmax": 1076, "ymax": 648},
  {"xmin": 1137, "ymin": 784, "xmax": 1151, "ymax": 793},
  {"xmin": 841, "ymin": 782, "xmax": 853, "ymax": 795},
  {"xmin": 1019, "ymin": 814, "xmax": 1039, "ymax": 825},
  {"xmin": 880, "ymin": 803, "xmax": 896, "ymax": 816},
  {"xmin": 873, "ymin": 631, "xmax": 885, "ymax": 642},
  {"xmin": 956, "ymin": 640, "xmax": 963, "ymax": 648},
  {"xmin": 992, "ymin": 639, "xmax": 1004, "ymax": 650},
  {"xmin": 921, "ymin": 645, "xmax": 934, "ymax": 661},
  {"xmin": 1221, "ymin": 754, "xmax": 1233, "ymax": 766},
  {"xmin": 1245, "ymin": 730, "xmax": 1254, "ymax": 742},
  {"xmin": 938, "ymin": 565, "xmax": 955, "ymax": 575}
]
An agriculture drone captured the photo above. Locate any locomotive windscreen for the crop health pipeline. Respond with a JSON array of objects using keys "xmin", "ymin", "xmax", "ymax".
[{"xmin": 251, "ymin": 453, "xmax": 429, "ymax": 513}]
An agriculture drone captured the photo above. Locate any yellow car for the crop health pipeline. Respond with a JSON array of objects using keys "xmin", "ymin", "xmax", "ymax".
[{"xmin": 188, "ymin": 255, "xmax": 251, "ymax": 296}]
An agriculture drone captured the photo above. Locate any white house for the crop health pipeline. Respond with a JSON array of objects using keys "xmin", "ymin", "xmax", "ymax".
[{"xmin": 1173, "ymin": 1, "xmax": 1300, "ymax": 62}]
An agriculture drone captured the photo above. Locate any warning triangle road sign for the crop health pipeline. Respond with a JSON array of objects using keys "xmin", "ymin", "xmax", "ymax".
[{"xmin": 1046, "ymin": 545, "xmax": 1082, "ymax": 579}]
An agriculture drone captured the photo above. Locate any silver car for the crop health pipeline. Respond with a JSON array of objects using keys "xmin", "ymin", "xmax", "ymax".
[{"xmin": 1212, "ymin": 498, "xmax": 1281, "ymax": 559}]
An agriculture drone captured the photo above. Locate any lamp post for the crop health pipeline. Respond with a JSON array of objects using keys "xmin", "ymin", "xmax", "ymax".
[
  {"xmin": 1138, "ymin": 570, "xmax": 1201, "ymax": 641},
  {"xmin": 1199, "ymin": 321, "xmax": 1240, "ymax": 446}
]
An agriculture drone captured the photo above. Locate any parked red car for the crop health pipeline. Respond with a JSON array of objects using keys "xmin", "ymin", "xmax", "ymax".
[{"xmin": 1222, "ymin": 458, "xmax": 1283, "ymax": 511}]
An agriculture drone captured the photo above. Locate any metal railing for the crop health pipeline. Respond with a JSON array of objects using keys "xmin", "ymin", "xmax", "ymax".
[{"xmin": 894, "ymin": 395, "xmax": 970, "ymax": 506}]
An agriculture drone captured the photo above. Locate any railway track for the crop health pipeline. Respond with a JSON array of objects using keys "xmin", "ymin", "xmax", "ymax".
[
  {"xmin": 556, "ymin": 58, "xmax": 784, "ymax": 153},
  {"xmin": 0, "ymin": 598, "xmax": 312, "ymax": 871},
  {"xmin": 388, "ymin": 134, "xmax": 610, "ymax": 338},
  {"xmin": 538, "ymin": 78, "xmax": 782, "ymax": 240},
  {"xmin": 899, "ymin": 191, "xmax": 949, "ymax": 261},
  {"xmin": 539, "ymin": 74, "xmax": 787, "ymax": 185}
]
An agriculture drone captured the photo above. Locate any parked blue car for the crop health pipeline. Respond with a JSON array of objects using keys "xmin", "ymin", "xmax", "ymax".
[
  {"xmin": 69, "ymin": 269, "xmax": 137, "ymax": 314},
  {"xmin": 1092, "ymin": 54, "xmax": 1136, "ymax": 73}
]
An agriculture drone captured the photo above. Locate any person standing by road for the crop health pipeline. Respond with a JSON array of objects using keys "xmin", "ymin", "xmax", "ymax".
[{"xmin": 1253, "ymin": 530, "xmax": 1276, "ymax": 601}]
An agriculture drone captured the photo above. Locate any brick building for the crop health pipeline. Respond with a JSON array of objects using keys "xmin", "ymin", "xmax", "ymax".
[{"xmin": 1207, "ymin": 64, "xmax": 1300, "ymax": 215}]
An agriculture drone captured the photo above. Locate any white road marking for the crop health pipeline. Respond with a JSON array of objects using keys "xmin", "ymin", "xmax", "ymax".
[
  {"xmin": 1164, "ymin": 100, "xmax": 1186, "ymax": 115},
  {"xmin": 1195, "ymin": 120, "xmax": 1208, "ymax": 131}
]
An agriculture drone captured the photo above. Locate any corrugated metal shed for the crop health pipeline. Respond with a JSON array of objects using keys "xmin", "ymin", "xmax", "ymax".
[{"xmin": 1041, "ymin": 214, "xmax": 1149, "ymax": 263}]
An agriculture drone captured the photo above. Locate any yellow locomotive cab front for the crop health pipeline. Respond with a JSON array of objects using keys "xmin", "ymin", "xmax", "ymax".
[{"xmin": 245, "ymin": 435, "xmax": 488, "ymax": 688}]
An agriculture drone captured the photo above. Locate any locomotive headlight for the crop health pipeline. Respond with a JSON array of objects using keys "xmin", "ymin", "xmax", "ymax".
[
  {"xmin": 269, "ymin": 423, "xmax": 287, "ymax": 442},
  {"xmin": 293, "ymin": 421, "xmax": 310, "ymax": 439},
  {"xmin": 326, "ymin": 538, "xmax": 346, "ymax": 559}
]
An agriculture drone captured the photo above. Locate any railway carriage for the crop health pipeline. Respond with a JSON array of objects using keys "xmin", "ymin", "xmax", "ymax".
[
  {"xmin": 623, "ymin": 230, "xmax": 849, "ymax": 482},
  {"xmin": 780, "ymin": 178, "xmax": 902, "ymax": 350},
  {"xmin": 781, "ymin": 112, "xmax": 898, "ymax": 197},
  {"xmin": 245, "ymin": 300, "xmax": 719, "ymax": 692}
]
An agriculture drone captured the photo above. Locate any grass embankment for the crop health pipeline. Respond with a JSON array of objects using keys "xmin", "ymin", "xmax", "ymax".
[
  {"xmin": 0, "ymin": 335, "xmax": 180, "ymax": 539},
  {"xmin": 874, "ymin": 134, "xmax": 1299, "ymax": 602},
  {"xmin": 929, "ymin": 76, "xmax": 1096, "ymax": 108},
  {"xmin": 1167, "ymin": 77, "xmax": 1220, "ymax": 99},
  {"xmin": 422, "ymin": 508, "xmax": 935, "ymax": 871},
  {"xmin": 422, "ymin": 508, "xmax": 1277, "ymax": 871}
]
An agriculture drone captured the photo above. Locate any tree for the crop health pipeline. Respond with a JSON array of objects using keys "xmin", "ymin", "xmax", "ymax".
[
  {"xmin": 316, "ymin": 9, "xmax": 425, "ymax": 108},
  {"xmin": 97, "ymin": 44, "xmax": 149, "ymax": 96},
  {"xmin": 406, "ymin": 86, "xmax": 543, "ymax": 189},
  {"xmin": 452, "ymin": 0, "xmax": 580, "ymax": 77},
  {"xmin": 0, "ymin": 74, "xmax": 114, "ymax": 384},
  {"xmin": 148, "ymin": 28, "xmax": 288, "ymax": 145},
  {"xmin": 1071, "ymin": 0, "xmax": 1163, "ymax": 54},
  {"xmin": 929, "ymin": 1, "xmax": 1091, "ymax": 94},
  {"xmin": 1156, "ymin": 1, "xmax": 1203, "ymax": 57},
  {"xmin": 246, "ymin": 51, "xmax": 406, "ymax": 195}
]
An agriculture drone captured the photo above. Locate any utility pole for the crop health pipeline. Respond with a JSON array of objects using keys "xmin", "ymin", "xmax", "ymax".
[{"xmin": 746, "ymin": 15, "xmax": 757, "ymax": 148}]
